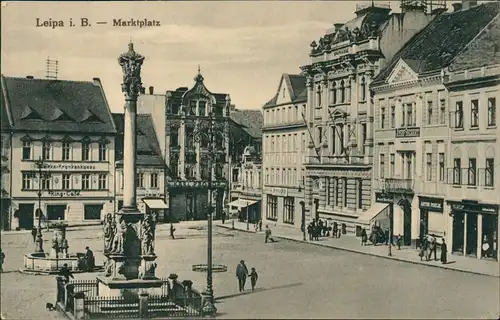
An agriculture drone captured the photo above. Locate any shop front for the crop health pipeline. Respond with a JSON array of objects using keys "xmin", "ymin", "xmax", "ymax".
[
  {"xmin": 142, "ymin": 198, "xmax": 169, "ymax": 223},
  {"xmin": 448, "ymin": 200, "xmax": 499, "ymax": 261},
  {"xmin": 374, "ymin": 192, "xmax": 393, "ymax": 236},
  {"xmin": 418, "ymin": 196, "xmax": 444, "ymax": 244}
]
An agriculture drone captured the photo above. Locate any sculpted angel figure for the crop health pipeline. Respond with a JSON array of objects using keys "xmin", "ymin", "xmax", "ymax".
[
  {"xmin": 103, "ymin": 213, "xmax": 115, "ymax": 254},
  {"xmin": 118, "ymin": 42, "xmax": 145, "ymax": 97},
  {"xmin": 110, "ymin": 218, "xmax": 127, "ymax": 255},
  {"xmin": 141, "ymin": 212, "xmax": 156, "ymax": 255}
]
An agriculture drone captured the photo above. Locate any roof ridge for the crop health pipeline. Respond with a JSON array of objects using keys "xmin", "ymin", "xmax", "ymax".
[
  {"xmin": 3, "ymin": 76, "xmax": 98, "ymax": 85},
  {"xmin": 446, "ymin": 9, "xmax": 500, "ymax": 71}
]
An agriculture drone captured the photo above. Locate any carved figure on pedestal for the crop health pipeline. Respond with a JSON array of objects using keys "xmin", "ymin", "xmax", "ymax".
[
  {"xmin": 141, "ymin": 212, "xmax": 156, "ymax": 256},
  {"xmin": 110, "ymin": 218, "xmax": 127, "ymax": 255},
  {"xmin": 118, "ymin": 42, "xmax": 145, "ymax": 97},
  {"xmin": 138, "ymin": 260, "xmax": 157, "ymax": 279},
  {"xmin": 103, "ymin": 213, "xmax": 115, "ymax": 254},
  {"xmin": 104, "ymin": 259, "xmax": 114, "ymax": 277}
]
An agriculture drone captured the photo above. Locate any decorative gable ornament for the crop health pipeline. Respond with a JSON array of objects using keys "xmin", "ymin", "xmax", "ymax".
[
  {"xmin": 62, "ymin": 135, "xmax": 73, "ymax": 143},
  {"xmin": 20, "ymin": 135, "xmax": 33, "ymax": 143},
  {"xmin": 387, "ymin": 59, "xmax": 419, "ymax": 85},
  {"xmin": 81, "ymin": 136, "xmax": 92, "ymax": 144},
  {"xmin": 181, "ymin": 67, "xmax": 217, "ymax": 106},
  {"xmin": 41, "ymin": 135, "xmax": 53, "ymax": 143},
  {"xmin": 98, "ymin": 137, "xmax": 110, "ymax": 145}
]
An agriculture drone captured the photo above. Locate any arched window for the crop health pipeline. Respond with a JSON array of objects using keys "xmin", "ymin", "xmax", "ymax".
[
  {"xmin": 317, "ymin": 85, "xmax": 322, "ymax": 107},
  {"xmin": 361, "ymin": 77, "xmax": 366, "ymax": 101},
  {"xmin": 340, "ymin": 80, "xmax": 345, "ymax": 103}
]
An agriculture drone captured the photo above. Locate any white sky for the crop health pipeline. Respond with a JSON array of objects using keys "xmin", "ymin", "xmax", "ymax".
[{"xmin": 3, "ymin": 1, "xmax": 396, "ymax": 112}]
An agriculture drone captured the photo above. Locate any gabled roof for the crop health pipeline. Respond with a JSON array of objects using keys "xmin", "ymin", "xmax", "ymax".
[
  {"xmin": 372, "ymin": 2, "xmax": 500, "ymax": 85},
  {"xmin": 229, "ymin": 109, "xmax": 263, "ymax": 139},
  {"xmin": 263, "ymin": 73, "xmax": 306, "ymax": 108},
  {"xmin": 0, "ymin": 75, "xmax": 116, "ymax": 133},
  {"xmin": 112, "ymin": 113, "xmax": 164, "ymax": 166}
]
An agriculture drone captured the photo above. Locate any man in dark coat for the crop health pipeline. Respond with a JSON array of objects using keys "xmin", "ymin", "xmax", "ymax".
[
  {"xmin": 428, "ymin": 237, "xmax": 437, "ymax": 261},
  {"xmin": 236, "ymin": 260, "xmax": 249, "ymax": 292},
  {"xmin": 170, "ymin": 223, "xmax": 176, "ymax": 240},
  {"xmin": 440, "ymin": 238, "xmax": 447, "ymax": 264},
  {"xmin": 58, "ymin": 263, "xmax": 74, "ymax": 282},
  {"xmin": 31, "ymin": 228, "xmax": 37, "ymax": 243},
  {"xmin": 84, "ymin": 247, "xmax": 94, "ymax": 272}
]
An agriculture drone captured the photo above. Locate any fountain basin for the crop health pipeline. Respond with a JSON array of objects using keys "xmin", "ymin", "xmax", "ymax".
[{"xmin": 22, "ymin": 252, "xmax": 85, "ymax": 275}]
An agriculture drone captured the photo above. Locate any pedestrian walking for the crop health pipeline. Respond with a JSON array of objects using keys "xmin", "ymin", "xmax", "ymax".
[
  {"xmin": 249, "ymin": 267, "xmax": 258, "ymax": 291},
  {"xmin": 265, "ymin": 225, "xmax": 276, "ymax": 243},
  {"xmin": 84, "ymin": 246, "xmax": 95, "ymax": 272},
  {"xmin": 361, "ymin": 228, "xmax": 368, "ymax": 246},
  {"xmin": 58, "ymin": 263, "xmax": 74, "ymax": 282},
  {"xmin": 221, "ymin": 210, "xmax": 226, "ymax": 225},
  {"xmin": 307, "ymin": 223, "xmax": 313, "ymax": 241},
  {"xmin": 170, "ymin": 223, "xmax": 176, "ymax": 240},
  {"xmin": 0, "ymin": 249, "xmax": 5, "ymax": 272},
  {"xmin": 396, "ymin": 234, "xmax": 402, "ymax": 250},
  {"xmin": 440, "ymin": 238, "xmax": 447, "ymax": 264},
  {"xmin": 428, "ymin": 237, "xmax": 437, "ymax": 261},
  {"xmin": 259, "ymin": 219, "xmax": 263, "ymax": 232},
  {"xmin": 236, "ymin": 260, "xmax": 249, "ymax": 292},
  {"xmin": 31, "ymin": 227, "xmax": 37, "ymax": 242}
]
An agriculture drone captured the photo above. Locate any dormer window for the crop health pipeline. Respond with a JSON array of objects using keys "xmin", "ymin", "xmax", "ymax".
[
  {"xmin": 199, "ymin": 101, "xmax": 206, "ymax": 116},
  {"xmin": 188, "ymin": 100, "xmax": 197, "ymax": 116}
]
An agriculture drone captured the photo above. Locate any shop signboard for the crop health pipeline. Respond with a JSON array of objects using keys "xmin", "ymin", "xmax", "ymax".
[
  {"xmin": 419, "ymin": 196, "xmax": 444, "ymax": 213},
  {"xmin": 375, "ymin": 192, "xmax": 393, "ymax": 204},
  {"xmin": 449, "ymin": 201, "xmax": 499, "ymax": 215}
]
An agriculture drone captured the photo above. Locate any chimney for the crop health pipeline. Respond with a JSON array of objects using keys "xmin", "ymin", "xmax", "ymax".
[
  {"xmin": 92, "ymin": 77, "xmax": 100, "ymax": 86},
  {"xmin": 462, "ymin": 0, "xmax": 477, "ymax": 10},
  {"xmin": 148, "ymin": 86, "xmax": 154, "ymax": 95},
  {"xmin": 452, "ymin": 2, "xmax": 462, "ymax": 11},
  {"xmin": 26, "ymin": 76, "xmax": 34, "ymax": 79}
]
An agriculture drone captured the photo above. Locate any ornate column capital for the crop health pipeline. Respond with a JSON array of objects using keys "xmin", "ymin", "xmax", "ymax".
[
  {"xmin": 306, "ymin": 77, "xmax": 314, "ymax": 89},
  {"xmin": 118, "ymin": 42, "xmax": 145, "ymax": 101}
]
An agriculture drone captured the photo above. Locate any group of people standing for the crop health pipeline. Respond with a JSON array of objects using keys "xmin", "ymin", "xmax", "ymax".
[
  {"xmin": 419, "ymin": 235, "xmax": 448, "ymax": 264},
  {"xmin": 305, "ymin": 218, "xmax": 343, "ymax": 241}
]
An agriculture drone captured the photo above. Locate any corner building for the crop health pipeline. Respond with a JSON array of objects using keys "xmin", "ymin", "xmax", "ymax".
[
  {"xmin": 300, "ymin": 3, "xmax": 437, "ymax": 234},
  {"xmin": 138, "ymin": 71, "xmax": 231, "ymax": 222},
  {"xmin": 370, "ymin": 1, "xmax": 500, "ymax": 252},
  {"xmin": 262, "ymin": 73, "xmax": 307, "ymax": 229}
]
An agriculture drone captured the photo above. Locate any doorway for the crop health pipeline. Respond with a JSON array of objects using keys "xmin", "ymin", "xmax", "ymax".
[
  {"xmin": 466, "ymin": 213, "xmax": 478, "ymax": 257},
  {"xmin": 452, "ymin": 212, "xmax": 465, "ymax": 254},
  {"xmin": 420, "ymin": 210, "xmax": 429, "ymax": 239},
  {"xmin": 403, "ymin": 205, "xmax": 412, "ymax": 246},
  {"xmin": 18, "ymin": 203, "xmax": 34, "ymax": 230}
]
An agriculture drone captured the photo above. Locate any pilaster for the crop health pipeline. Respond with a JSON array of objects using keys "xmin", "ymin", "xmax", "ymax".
[{"xmin": 305, "ymin": 175, "xmax": 314, "ymax": 214}]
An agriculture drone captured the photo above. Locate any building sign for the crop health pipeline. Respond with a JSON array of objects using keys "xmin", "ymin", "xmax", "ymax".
[
  {"xmin": 271, "ymin": 187, "xmax": 288, "ymax": 197},
  {"xmin": 449, "ymin": 201, "xmax": 499, "ymax": 215},
  {"xmin": 48, "ymin": 190, "xmax": 81, "ymax": 197},
  {"xmin": 375, "ymin": 192, "xmax": 393, "ymax": 204},
  {"xmin": 395, "ymin": 127, "xmax": 420, "ymax": 138},
  {"xmin": 332, "ymin": 47, "xmax": 350, "ymax": 57},
  {"xmin": 40, "ymin": 163, "xmax": 97, "ymax": 171},
  {"xmin": 419, "ymin": 196, "xmax": 444, "ymax": 213}
]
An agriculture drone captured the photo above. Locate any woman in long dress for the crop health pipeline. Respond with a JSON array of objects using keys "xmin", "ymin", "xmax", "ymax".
[{"xmin": 440, "ymin": 238, "xmax": 447, "ymax": 264}]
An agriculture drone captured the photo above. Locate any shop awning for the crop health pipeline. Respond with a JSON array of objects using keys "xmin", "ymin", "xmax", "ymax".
[
  {"xmin": 227, "ymin": 199, "xmax": 257, "ymax": 208},
  {"xmin": 142, "ymin": 198, "xmax": 168, "ymax": 209},
  {"xmin": 357, "ymin": 203, "xmax": 390, "ymax": 224}
]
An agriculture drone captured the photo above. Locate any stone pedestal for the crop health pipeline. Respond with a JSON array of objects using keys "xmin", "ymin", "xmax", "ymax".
[{"xmin": 96, "ymin": 276, "xmax": 164, "ymax": 297}]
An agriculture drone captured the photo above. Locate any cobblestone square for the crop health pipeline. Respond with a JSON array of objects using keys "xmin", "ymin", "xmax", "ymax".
[{"xmin": 1, "ymin": 224, "xmax": 499, "ymax": 319}]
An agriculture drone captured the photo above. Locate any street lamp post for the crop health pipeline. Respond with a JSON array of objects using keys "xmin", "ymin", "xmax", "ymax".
[
  {"xmin": 32, "ymin": 157, "xmax": 50, "ymax": 253},
  {"xmin": 192, "ymin": 108, "xmax": 227, "ymax": 317}
]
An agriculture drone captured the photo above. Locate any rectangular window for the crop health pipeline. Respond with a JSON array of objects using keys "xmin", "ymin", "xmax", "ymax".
[
  {"xmin": 170, "ymin": 161, "xmax": 178, "ymax": 178},
  {"xmin": 201, "ymin": 162, "xmax": 210, "ymax": 180},
  {"xmin": 401, "ymin": 105, "xmax": 406, "ymax": 127},
  {"xmin": 84, "ymin": 204, "xmax": 103, "ymax": 220},
  {"xmin": 198, "ymin": 101, "xmax": 206, "ymax": 116},
  {"xmin": 189, "ymin": 100, "xmax": 197, "ymax": 115},
  {"xmin": 170, "ymin": 129, "xmax": 179, "ymax": 147},
  {"xmin": 232, "ymin": 168, "xmax": 239, "ymax": 183},
  {"xmin": 488, "ymin": 98, "xmax": 496, "ymax": 126},
  {"xmin": 98, "ymin": 143, "xmax": 107, "ymax": 161},
  {"xmin": 150, "ymin": 173, "xmax": 158, "ymax": 188},
  {"xmin": 426, "ymin": 153, "xmax": 432, "ymax": 181},
  {"xmin": 379, "ymin": 153, "xmax": 385, "ymax": 178},
  {"xmin": 390, "ymin": 153, "xmax": 395, "ymax": 177},
  {"xmin": 22, "ymin": 141, "xmax": 31, "ymax": 160},
  {"xmin": 41, "ymin": 176, "xmax": 51, "ymax": 190},
  {"xmin": 331, "ymin": 126, "xmax": 336, "ymax": 154},
  {"xmin": 406, "ymin": 153, "xmax": 413, "ymax": 179},
  {"xmin": 453, "ymin": 158, "xmax": 461, "ymax": 185},
  {"xmin": 343, "ymin": 178, "xmax": 348, "ymax": 208},
  {"xmin": 22, "ymin": 173, "xmax": 31, "ymax": 190},
  {"xmin": 82, "ymin": 174, "xmax": 91, "ymax": 190},
  {"xmin": 439, "ymin": 99, "xmax": 446, "ymax": 124},
  {"xmin": 471, "ymin": 99, "xmax": 479, "ymax": 128},
  {"xmin": 455, "ymin": 101, "xmax": 464, "ymax": 128},
  {"xmin": 390, "ymin": 106, "xmax": 395, "ymax": 128},
  {"xmin": 468, "ymin": 158, "xmax": 477, "ymax": 186},
  {"xmin": 266, "ymin": 195, "xmax": 278, "ymax": 221},
  {"xmin": 62, "ymin": 174, "xmax": 71, "ymax": 190},
  {"xmin": 485, "ymin": 158, "xmax": 494, "ymax": 187},
  {"xmin": 439, "ymin": 153, "xmax": 445, "ymax": 182},
  {"xmin": 318, "ymin": 127, "xmax": 323, "ymax": 144},
  {"xmin": 136, "ymin": 173, "xmax": 144, "ymax": 188},
  {"xmin": 98, "ymin": 174, "xmax": 107, "ymax": 190},
  {"xmin": 357, "ymin": 179, "xmax": 363, "ymax": 209},
  {"xmin": 427, "ymin": 101, "xmax": 433, "ymax": 125},
  {"xmin": 62, "ymin": 142, "xmax": 71, "ymax": 161},
  {"xmin": 82, "ymin": 142, "xmax": 91, "ymax": 161},
  {"xmin": 335, "ymin": 178, "xmax": 340, "ymax": 207},
  {"xmin": 42, "ymin": 141, "xmax": 51, "ymax": 160},
  {"xmin": 380, "ymin": 107, "xmax": 385, "ymax": 129},
  {"xmin": 283, "ymin": 196, "xmax": 295, "ymax": 224},
  {"xmin": 407, "ymin": 103, "xmax": 413, "ymax": 126}
]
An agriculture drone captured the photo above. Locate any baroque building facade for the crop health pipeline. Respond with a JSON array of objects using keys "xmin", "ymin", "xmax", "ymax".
[
  {"xmin": 138, "ymin": 71, "xmax": 231, "ymax": 222},
  {"xmin": 0, "ymin": 75, "xmax": 117, "ymax": 230},
  {"xmin": 113, "ymin": 113, "xmax": 167, "ymax": 222},
  {"xmin": 371, "ymin": 1, "xmax": 500, "ymax": 260},
  {"xmin": 300, "ymin": 3, "xmax": 436, "ymax": 234},
  {"xmin": 262, "ymin": 73, "xmax": 307, "ymax": 229}
]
